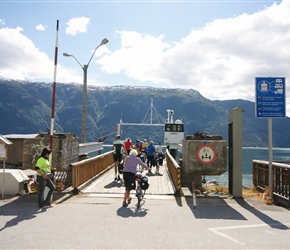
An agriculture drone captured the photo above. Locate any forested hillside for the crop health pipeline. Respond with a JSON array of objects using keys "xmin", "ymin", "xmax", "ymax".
[{"xmin": 1, "ymin": 79, "xmax": 290, "ymax": 147}]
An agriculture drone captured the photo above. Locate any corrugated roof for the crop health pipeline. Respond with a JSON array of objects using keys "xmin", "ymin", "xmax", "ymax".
[
  {"xmin": 0, "ymin": 134, "xmax": 13, "ymax": 145},
  {"xmin": 3, "ymin": 134, "xmax": 38, "ymax": 139}
]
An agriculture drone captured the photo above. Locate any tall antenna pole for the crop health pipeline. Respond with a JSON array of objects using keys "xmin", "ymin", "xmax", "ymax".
[
  {"xmin": 150, "ymin": 95, "xmax": 153, "ymax": 124},
  {"xmin": 49, "ymin": 20, "xmax": 59, "ymax": 151},
  {"xmin": 141, "ymin": 95, "xmax": 164, "ymax": 125}
]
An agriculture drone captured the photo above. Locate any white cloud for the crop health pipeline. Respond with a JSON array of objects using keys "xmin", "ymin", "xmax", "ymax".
[
  {"xmin": 36, "ymin": 24, "xmax": 46, "ymax": 31},
  {"xmin": 1, "ymin": 1, "xmax": 290, "ymax": 116},
  {"xmin": 99, "ymin": 0, "xmax": 290, "ymax": 115},
  {"xmin": 0, "ymin": 19, "xmax": 5, "ymax": 26},
  {"xmin": 100, "ymin": 31, "xmax": 171, "ymax": 83},
  {"xmin": 65, "ymin": 17, "xmax": 90, "ymax": 36},
  {"xmin": 0, "ymin": 26, "xmax": 82, "ymax": 83}
]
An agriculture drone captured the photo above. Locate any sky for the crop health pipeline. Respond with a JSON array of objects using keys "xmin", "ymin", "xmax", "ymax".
[{"xmin": 1, "ymin": 0, "xmax": 290, "ymax": 116}]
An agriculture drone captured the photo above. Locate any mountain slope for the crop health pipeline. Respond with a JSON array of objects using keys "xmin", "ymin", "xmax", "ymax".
[{"xmin": 1, "ymin": 79, "xmax": 290, "ymax": 147}]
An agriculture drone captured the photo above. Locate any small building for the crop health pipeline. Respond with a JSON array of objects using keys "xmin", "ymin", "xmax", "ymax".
[
  {"xmin": 0, "ymin": 134, "xmax": 13, "ymax": 160},
  {"xmin": 3, "ymin": 133, "xmax": 79, "ymax": 171}
]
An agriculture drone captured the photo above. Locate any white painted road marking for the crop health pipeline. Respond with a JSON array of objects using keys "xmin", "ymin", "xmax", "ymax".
[{"xmin": 208, "ymin": 223, "xmax": 290, "ymax": 246}]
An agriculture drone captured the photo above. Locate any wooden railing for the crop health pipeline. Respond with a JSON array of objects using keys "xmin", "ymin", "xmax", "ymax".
[
  {"xmin": 253, "ymin": 160, "xmax": 290, "ymax": 207},
  {"xmin": 69, "ymin": 151, "xmax": 114, "ymax": 190},
  {"xmin": 165, "ymin": 149, "xmax": 181, "ymax": 194}
]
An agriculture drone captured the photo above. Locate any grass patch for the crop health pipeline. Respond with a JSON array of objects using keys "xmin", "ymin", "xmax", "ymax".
[{"xmin": 202, "ymin": 184, "xmax": 273, "ymax": 205}]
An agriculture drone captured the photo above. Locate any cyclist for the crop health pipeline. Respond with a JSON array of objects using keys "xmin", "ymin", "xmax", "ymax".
[
  {"xmin": 156, "ymin": 143, "xmax": 164, "ymax": 166},
  {"xmin": 124, "ymin": 138, "xmax": 132, "ymax": 155},
  {"xmin": 122, "ymin": 149, "xmax": 151, "ymax": 207},
  {"xmin": 113, "ymin": 135, "xmax": 126, "ymax": 182},
  {"xmin": 146, "ymin": 141, "xmax": 156, "ymax": 172}
]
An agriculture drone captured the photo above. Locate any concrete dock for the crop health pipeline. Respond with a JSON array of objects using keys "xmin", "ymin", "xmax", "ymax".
[{"xmin": 1, "ymin": 188, "xmax": 290, "ymax": 249}]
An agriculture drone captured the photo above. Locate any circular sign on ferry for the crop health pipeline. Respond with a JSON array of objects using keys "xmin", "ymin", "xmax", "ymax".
[{"xmin": 196, "ymin": 144, "xmax": 216, "ymax": 164}]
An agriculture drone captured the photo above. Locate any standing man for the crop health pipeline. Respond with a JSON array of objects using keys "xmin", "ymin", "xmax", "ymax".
[
  {"xmin": 124, "ymin": 138, "xmax": 132, "ymax": 155},
  {"xmin": 141, "ymin": 139, "xmax": 148, "ymax": 153},
  {"xmin": 134, "ymin": 139, "xmax": 141, "ymax": 155},
  {"xmin": 113, "ymin": 135, "xmax": 125, "ymax": 182},
  {"xmin": 156, "ymin": 143, "xmax": 164, "ymax": 166},
  {"xmin": 146, "ymin": 141, "xmax": 156, "ymax": 172}
]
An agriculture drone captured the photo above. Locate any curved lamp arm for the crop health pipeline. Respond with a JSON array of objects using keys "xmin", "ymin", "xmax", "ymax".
[
  {"xmin": 63, "ymin": 53, "xmax": 84, "ymax": 69},
  {"xmin": 87, "ymin": 38, "xmax": 109, "ymax": 67}
]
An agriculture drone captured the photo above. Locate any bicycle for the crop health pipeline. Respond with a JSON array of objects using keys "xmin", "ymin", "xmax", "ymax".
[
  {"xmin": 152, "ymin": 152, "xmax": 164, "ymax": 175},
  {"xmin": 134, "ymin": 167, "xmax": 149, "ymax": 209}
]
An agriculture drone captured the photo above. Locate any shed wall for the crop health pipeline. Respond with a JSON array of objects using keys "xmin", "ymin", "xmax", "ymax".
[{"xmin": 5, "ymin": 133, "xmax": 79, "ymax": 170}]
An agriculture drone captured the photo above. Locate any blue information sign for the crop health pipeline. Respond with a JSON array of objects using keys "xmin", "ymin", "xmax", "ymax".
[{"xmin": 255, "ymin": 77, "xmax": 286, "ymax": 118}]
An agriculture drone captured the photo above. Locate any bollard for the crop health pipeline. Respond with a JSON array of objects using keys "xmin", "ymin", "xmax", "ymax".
[{"xmin": 192, "ymin": 176, "xmax": 196, "ymax": 209}]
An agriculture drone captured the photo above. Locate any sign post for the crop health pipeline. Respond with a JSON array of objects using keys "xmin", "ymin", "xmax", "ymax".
[
  {"xmin": 0, "ymin": 144, "xmax": 6, "ymax": 199},
  {"xmin": 255, "ymin": 77, "xmax": 286, "ymax": 199},
  {"xmin": 0, "ymin": 135, "xmax": 13, "ymax": 199}
]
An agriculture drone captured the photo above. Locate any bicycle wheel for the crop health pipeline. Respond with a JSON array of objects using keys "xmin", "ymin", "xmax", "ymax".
[
  {"xmin": 136, "ymin": 190, "xmax": 143, "ymax": 208},
  {"xmin": 156, "ymin": 164, "xmax": 159, "ymax": 174}
]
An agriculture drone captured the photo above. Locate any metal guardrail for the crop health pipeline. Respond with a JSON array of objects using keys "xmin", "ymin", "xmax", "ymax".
[
  {"xmin": 69, "ymin": 151, "xmax": 114, "ymax": 191},
  {"xmin": 79, "ymin": 142, "xmax": 103, "ymax": 155},
  {"xmin": 253, "ymin": 160, "xmax": 290, "ymax": 207},
  {"xmin": 165, "ymin": 149, "xmax": 181, "ymax": 194}
]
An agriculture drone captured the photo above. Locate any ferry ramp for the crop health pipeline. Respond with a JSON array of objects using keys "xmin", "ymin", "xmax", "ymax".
[{"xmin": 81, "ymin": 162, "xmax": 175, "ymax": 196}]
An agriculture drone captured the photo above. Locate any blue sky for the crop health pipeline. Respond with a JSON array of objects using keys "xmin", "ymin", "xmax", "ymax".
[{"xmin": 1, "ymin": 0, "xmax": 290, "ymax": 115}]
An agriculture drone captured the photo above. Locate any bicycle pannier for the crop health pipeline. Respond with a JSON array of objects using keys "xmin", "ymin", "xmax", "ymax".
[
  {"xmin": 140, "ymin": 176, "xmax": 149, "ymax": 190},
  {"xmin": 118, "ymin": 162, "xmax": 124, "ymax": 174},
  {"xmin": 129, "ymin": 175, "xmax": 136, "ymax": 190}
]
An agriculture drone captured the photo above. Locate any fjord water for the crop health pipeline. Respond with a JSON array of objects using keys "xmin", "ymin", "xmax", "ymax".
[
  {"xmin": 99, "ymin": 146, "xmax": 290, "ymax": 188},
  {"xmin": 210, "ymin": 147, "xmax": 290, "ymax": 188}
]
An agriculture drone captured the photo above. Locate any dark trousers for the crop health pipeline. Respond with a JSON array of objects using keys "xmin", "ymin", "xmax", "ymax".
[
  {"xmin": 37, "ymin": 176, "xmax": 55, "ymax": 208},
  {"xmin": 147, "ymin": 155, "xmax": 154, "ymax": 167}
]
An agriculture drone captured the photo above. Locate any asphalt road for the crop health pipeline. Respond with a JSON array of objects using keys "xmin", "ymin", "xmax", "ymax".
[{"xmin": 1, "ymin": 192, "xmax": 290, "ymax": 249}]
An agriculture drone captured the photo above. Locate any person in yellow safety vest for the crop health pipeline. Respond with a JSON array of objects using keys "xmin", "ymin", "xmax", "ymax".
[
  {"xmin": 133, "ymin": 144, "xmax": 140, "ymax": 156},
  {"xmin": 142, "ymin": 139, "xmax": 148, "ymax": 152},
  {"xmin": 35, "ymin": 148, "xmax": 56, "ymax": 208},
  {"xmin": 134, "ymin": 139, "xmax": 142, "ymax": 155}
]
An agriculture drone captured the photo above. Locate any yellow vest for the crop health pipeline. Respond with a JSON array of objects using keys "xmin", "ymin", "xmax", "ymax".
[{"xmin": 36, "ymin": 157, "xmax": 51, "ymax": 176}]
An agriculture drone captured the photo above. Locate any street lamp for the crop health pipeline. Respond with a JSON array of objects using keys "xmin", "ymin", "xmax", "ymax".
[{"xmin": 63, "ymin": 38, "xmax": 109, "ymax": 143}]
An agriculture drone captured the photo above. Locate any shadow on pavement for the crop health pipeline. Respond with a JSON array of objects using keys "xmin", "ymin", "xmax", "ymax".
[
  {"xmin": 0, "ymin": 194, "xmax": 42, "ymax": 232},
  {"xmin": 0, "ymin": 192, "xmax": 72, "ymax": 232},
  {"xmin": 184, "ymin": 196, "xmax": 247, "ymax": 220},
  {"xmin": 235, "ymin": 198, "xmax": 290, "ymax": 230},
  {"xmin": 176, "ymin": 194, "xmax": 290, "ymax": 230},
  {"xmin": 116, "ymin": 206, "xmax": 148, "ymax": 218},
  {"xmin": 104, "ymin": 181, "xmax": 123, "ymax": 189}
]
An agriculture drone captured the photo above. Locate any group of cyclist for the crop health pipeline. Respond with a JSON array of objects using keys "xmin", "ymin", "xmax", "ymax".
[{"xmin": 112, "ymin": 135, "xmax": 165, "ymax": 207}]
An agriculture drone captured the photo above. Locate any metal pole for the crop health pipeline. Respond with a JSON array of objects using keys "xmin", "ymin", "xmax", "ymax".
[
  {"xmin": 150, "ymin": 95, "xmax": 153, "ymax": 124},
  {"xmin": 117, "ymin": 120, "xmax": 121, "ymax": 135},
  {"xmin": 192, "ymin": 176, "xmax": 196, "ymax": 209},
  {"xmin": 82, "ymin": 65, "xmax": 88, "ymax": 143},
  {"xmin": 63, "ymin": 38, "xmax": 108, "ymax": 143},
  {"xmin": 268, "ymin": 118, "xmax": 273, "ymax": 199},
  {"xmin": 1, "ymin": 160, "xmax": 5, "ymax": 198},
  {"xmin": 49, "ymin": 19, "xmax": 59, "ymax": 150}
]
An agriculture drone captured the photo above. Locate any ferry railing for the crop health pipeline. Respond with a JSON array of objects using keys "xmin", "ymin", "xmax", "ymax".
[
  {"xmin": 253, "ymin": 160, "xmax": 290, "ymax": 207},
  {"xmin": 69, "ymin": 151, "xmax": 114, "ymax": 192},
  {"xmin": 165, "ymin": 148, "xmax": 181, "ymax": 194}
]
